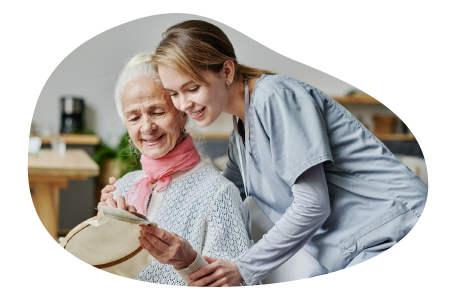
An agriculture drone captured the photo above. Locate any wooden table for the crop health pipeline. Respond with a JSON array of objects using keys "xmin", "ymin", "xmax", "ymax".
[
  {"xmin": 28, "ymin": 149, "xmax": 99, "ymax": 240},
  {"xmin": 34, "ymin": 134, "xmax": 100, "ymax": 145}
]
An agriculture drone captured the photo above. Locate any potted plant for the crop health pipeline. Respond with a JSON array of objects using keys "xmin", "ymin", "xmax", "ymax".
[{"xmin": 93, "ymin": 132, "xmax": 142, "ymax": 200}]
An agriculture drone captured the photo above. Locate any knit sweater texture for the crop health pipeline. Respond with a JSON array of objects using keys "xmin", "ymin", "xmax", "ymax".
[{"xmin": 112, "ymin": 162, "xmax": 251, "ymax": 285}]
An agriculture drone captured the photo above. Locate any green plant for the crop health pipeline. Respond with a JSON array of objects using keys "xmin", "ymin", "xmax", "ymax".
[
  {"xmin": 116, "ymin": 132, "xmax": 142, "ymax": 175},
  {"xmin": 93, "ymin": 132, "xmax": 142, "ymax": 181},
  {"xmin": 93, "ymin": 141, "xmax": 116, "ymax": 165},
  {"xmin": 346, "ymin": 88, "xmax": 359, "ymax": 96}
]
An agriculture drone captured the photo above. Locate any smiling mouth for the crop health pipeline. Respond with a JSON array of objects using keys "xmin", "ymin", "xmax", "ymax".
[
  {"xmin": 191, "ymin": 107, "xmax": 205, "ymax": 116},
  {"xmin": 143, "ymin": 135, "xmax": 164, "ymax": 143}
]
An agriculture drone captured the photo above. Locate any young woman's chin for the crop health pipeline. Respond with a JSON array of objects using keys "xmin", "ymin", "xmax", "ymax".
[
  {"xmin": 193, "ymin": 109, "xmax": 221, "ymax": 128},
  {"xmin": 194, "ymin": 119, "xmax": 212, "ymax": 128}
]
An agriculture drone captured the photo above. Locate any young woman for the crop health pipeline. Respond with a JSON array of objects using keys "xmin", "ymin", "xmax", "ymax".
[{"xmin": 103, "ymin": 20, "xmax": 427, "ymax": 286}]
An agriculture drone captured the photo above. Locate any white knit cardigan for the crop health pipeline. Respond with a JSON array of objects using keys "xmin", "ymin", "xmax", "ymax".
[{"xmin": 112, "ymin": 161, "xmax": 251, "ymax": 286}]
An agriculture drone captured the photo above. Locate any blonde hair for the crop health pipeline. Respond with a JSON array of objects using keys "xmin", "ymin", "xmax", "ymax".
[{"xmin": 152, "ymin": 20, "xmax": 275, "ymax": 85}]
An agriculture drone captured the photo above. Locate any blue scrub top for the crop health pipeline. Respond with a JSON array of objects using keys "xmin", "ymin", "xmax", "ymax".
[{"xmin": 223, "ymin": 74, "xmax": 428, "ymax": 273}]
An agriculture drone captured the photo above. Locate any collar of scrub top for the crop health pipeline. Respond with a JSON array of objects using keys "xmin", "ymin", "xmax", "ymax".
[{"xmin": 232, "ymin": 79, "xmax": 253, "ymax": 244}]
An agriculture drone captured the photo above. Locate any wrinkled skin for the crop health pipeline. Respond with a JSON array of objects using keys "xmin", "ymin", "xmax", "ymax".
[
  {"xmin": 98, "ymin": 76, "xmax": 198, "ymax": 272},
  {"xmin": 99, "ymin": 74, "xmax": 245, "ymax": 286}
]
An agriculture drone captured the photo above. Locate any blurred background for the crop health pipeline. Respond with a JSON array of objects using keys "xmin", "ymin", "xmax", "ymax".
[{"xmin": 8, "ymin": 14, "xmax": 456, "ymax": 252}]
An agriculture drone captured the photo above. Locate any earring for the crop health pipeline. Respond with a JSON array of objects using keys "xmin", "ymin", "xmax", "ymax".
[
  {"xmin": 129, "ymin": 139, "xmax": 134, "ymax": 146},
  {"xmin": 227, "ymin": 82, "xmax": 230, "ymax": 89},
  {"xmin": 180, "ymin": 128, "xmax": 186, "ymax": 134}
]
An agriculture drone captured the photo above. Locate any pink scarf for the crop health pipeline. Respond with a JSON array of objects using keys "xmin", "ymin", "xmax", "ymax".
[{"xmin": 126, "ymin": 136, "xmax": 200, "ymax": 215}]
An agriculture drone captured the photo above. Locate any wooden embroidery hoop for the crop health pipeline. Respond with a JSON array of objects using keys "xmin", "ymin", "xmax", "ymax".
[{"xmin": 60, "ymin": 206, "xmax": 156, "ymax": 279}]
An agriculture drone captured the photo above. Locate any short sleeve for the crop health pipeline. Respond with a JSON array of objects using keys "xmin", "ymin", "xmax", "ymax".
[{"xmin": 255, "ymin": 87, "xmax": 333, "ymax": 186}]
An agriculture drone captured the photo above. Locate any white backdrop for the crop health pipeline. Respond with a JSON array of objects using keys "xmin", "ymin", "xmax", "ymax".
[
  {"xmin": 0, "ymin": 14, "xmax": 456, "ymax": 283},
  {"xmin": 0, "ymin": 14, "xmax": 456, "ymax": 146}
]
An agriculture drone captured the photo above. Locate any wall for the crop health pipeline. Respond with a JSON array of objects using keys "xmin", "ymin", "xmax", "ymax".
[{"xmin": 28, "ymin": 14, "xmax": 456, "ymax": 145}]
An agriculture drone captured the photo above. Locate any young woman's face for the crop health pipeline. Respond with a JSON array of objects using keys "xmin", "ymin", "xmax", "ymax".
[
  {"xmin": 122, "ymin": 76, "xmax": 187, "ymax": 159},
  {"xmin": 157, "ymin": 65, "xmax": 228, "ymax": 128}
]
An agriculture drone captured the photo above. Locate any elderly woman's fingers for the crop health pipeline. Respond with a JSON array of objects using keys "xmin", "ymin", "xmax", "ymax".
[
  {"xmin": 97, "ymin": 201, "xmax": 110, "ymax": 214},
  {"xmin": 141, "ymin": 224, "xmax": 173, "ymax": 244},
  {"xmin": 115, "ymin": 196, "xmax": 127, "ymax": 210},
  {"xmin": 140, "ymin": 227, "xmax": 170, "ymax": 253},
  {"xmin": 139, "ymin": 231, "xmax": 173, "ymax": 266},
  {"xmin": 139, "ymin": 235, "xmax": 164, "ymax": 258},
  {"xmin": 105, "ymin": 197, "xmax": 117, "ymax": 208},
  {"xmin": 138, "ymin": 226, "xmax": 197, "ymax": 269},
  {"xmin": 100, "ymin": 191, "xmax": 114, "ymax": 202},
  {"xmin": 127, "ymin": 205, "xmax": 137, "ymax": 213},
  {"xmin": 101, "ymin": 184, "xmax": 116, "ymax": 195},
  {"xmin": 108, "ymin": 177, "xmax": 117, "ymax": 185},
  {"xmin": 100, "ymin": 185, "xmax": 114, "ymax": 204}
]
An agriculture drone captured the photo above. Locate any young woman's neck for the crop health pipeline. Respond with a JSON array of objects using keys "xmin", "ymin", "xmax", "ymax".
[{"xmin": 223, "ymin": 77, "xmax": 258, "ymax": 126}]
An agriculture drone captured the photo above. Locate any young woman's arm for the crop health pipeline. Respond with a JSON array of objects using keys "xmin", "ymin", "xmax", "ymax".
[
  {"xmin": 190, "ymin": 84, "xmax": 334, "ymax": 286},
  {"xmin": 188, "ymin": 164, "xmax": 330, "ymax": 286},
  {"xmin": 232, "ymin": 85, "xmax": 333, "ymax": 284},
  {"xmin": 235, "ymin": 163, "xmax": 330, "ymax": 284}
]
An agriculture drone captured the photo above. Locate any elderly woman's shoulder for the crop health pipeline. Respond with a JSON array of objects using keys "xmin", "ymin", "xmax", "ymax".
[
  {"xmin": 173, "ymin": 161, "xmax": 238, "ymax": 192},
  {"xmin": 113, "ymin": 170, "xmax": 145, "ymax": 197}
]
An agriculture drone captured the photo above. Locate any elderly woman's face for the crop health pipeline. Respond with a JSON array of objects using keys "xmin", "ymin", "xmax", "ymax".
[{"xmin": 122, "ymin": 76, "xmax": 187, "ymax": 159}]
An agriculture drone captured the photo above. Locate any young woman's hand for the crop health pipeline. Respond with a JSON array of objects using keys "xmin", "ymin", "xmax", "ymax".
[
  {"xmin": 187, "ymin": 257, "xmax": 243, "ymax": 287},
  {"xmin": 138, "ymin": 225, "xmax": 197, "ymax": 271}
]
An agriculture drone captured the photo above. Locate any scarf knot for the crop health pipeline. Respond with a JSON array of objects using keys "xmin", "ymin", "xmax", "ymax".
[{"xmin": 125, "ymin": 136, "xmax": 200, "ymax": 215}]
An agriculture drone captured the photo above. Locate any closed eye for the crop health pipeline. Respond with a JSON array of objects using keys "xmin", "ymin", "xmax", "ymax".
[{"xmin": 189, "ymin": 86, "xmax": 199, "ymax": 92}]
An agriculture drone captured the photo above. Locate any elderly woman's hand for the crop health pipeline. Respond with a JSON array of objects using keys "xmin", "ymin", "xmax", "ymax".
[
  {"xmin": 98, "ymin": 195, "xmax": 137, "ymax": 213},
  {"xmin": 139, "ymin": 225, "xmax": 197, "ymax": 270},
  {"xmin": 98, "ymin": 177, "xmax": 136, "ymax": 212},
  {"xmin": 100, "ymin": 177, "xmax": 117, "ymax": 203}
]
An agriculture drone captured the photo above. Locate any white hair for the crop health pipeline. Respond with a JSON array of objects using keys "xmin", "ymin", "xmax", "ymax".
[
  {"xmin": 114, "ymin": 52, "xmax": 204, "ymax": 152},
  {"xmin": 114, "ymin": 52, "xmax": 161, "ymax": 121}
]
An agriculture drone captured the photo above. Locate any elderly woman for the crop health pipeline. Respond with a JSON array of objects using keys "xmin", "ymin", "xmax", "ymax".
[{"xmin": 98, "ymin": 52, "xmax": 250, "ymax": 286}]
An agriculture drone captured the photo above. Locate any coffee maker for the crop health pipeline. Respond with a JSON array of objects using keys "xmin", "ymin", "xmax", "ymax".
[{"xmin": 60, "ymin": 96, "xmax": 85, "ymax": 134}]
